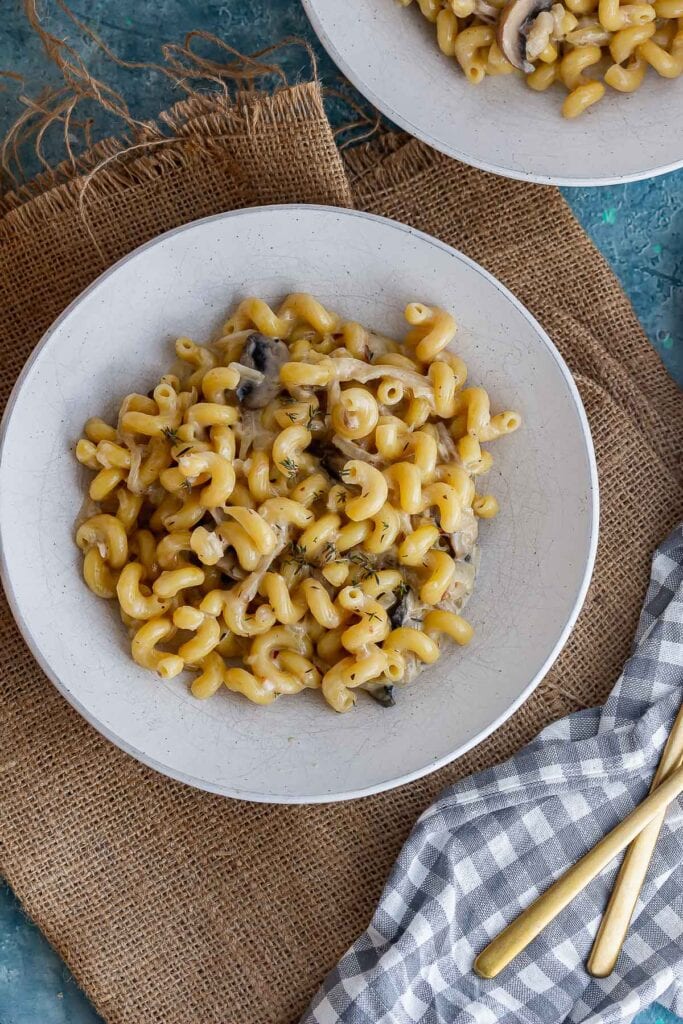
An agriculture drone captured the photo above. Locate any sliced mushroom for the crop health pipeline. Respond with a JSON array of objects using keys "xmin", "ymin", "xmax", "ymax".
[
  {"xmin": 497, "ymin": 0, "xmax": 553, "ymax": 72},
  {"xmin": 363, "ymin": 682, "xmax": 396, "ymax": 708},
  {"xmin": 389, "ymin": 590, "xmax": 410, "ymax": 630},
  {"xmin": 388, "ymin": 584, "xmax": 422, "ymax": 630},
  {"xmin": 308, "ymin": 438, "xmax": 346, "ymax": 480},
  {"xmin": 235, "ymin": 333, "xmax": 288, "ymax": 409}
]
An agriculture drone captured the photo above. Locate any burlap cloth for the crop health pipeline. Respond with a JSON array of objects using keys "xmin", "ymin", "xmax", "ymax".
[{"xmin": 0, "ymin": 82, "xmax": 681, "ymax": 1024}]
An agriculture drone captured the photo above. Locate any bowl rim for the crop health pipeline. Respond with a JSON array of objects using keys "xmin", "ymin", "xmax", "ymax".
[
  {"xmin": 302, "ymin": 0, "xmax": 683, "ymax": 188},
  {"xmin": 0, "ymin": 203, "xmax": 600, "ymax": 803}
]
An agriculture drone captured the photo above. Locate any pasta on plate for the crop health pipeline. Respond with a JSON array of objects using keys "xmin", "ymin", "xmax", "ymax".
[
  {"xmin": 398, "ymin": 0, "xmax": 682, "ymax": 117},
  {"xmin": 75, "ymin": 294, "xmax": 520, "ymax": 713}
]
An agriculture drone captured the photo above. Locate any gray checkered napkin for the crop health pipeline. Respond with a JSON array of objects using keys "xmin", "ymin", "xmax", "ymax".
[{"xmin": 302, "ymin": 525, "xmax": 683, "ymax": 1024}]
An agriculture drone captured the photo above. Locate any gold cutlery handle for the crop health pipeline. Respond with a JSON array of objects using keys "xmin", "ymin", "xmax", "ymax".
[
  {"xmin": 587, "ymin": 705, "xmax": 683, "ymax": 977},
  {"xmin": 474, "ymin": 759, "xmax": 683, "ymax": 979}
]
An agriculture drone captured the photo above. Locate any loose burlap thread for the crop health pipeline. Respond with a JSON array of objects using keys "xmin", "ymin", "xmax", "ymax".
[{"xmin": 0, "ymin": 80, "xmax": 681, "ymax": 1024}]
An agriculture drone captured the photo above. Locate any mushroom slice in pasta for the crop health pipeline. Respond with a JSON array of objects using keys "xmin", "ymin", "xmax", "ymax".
[
  {"xmin": 362, "ymin": 682, "xmax": 396, "ymax": 707},
  {"xmin": 498, "ymin": 0, "xmax": 553, "ymax": 70},
  {"xmin": 236, "ymin": 333, "xmax": 288, "ymax": 409}
]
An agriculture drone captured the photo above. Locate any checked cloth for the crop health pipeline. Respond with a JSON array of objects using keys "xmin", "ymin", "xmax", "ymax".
[{"xmin": 304, "ymin": 525, "xmax": 683, "ymax": 1024}]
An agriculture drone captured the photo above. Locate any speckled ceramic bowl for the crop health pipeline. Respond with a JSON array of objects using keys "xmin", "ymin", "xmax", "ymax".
[
  {"xmin": 0, "ymin": 205, "xmax": 598, "ymax": 802},
  {"xmin": 303, "ymin": 0, "xmax": 683, "ymax": 186}
]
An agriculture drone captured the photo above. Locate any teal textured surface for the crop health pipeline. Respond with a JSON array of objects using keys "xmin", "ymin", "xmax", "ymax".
[{"xmin": 0, "ymin": 2, "xmax": 681, "ymax": 1022}]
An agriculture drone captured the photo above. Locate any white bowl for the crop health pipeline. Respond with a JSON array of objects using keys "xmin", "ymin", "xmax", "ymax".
[
  {"xmin": 303, "ymin": 0, "xmax": 683, "ymax": 186},
  {"xmin": 0, "ymin": 205, "xmax": 598, "ymax": 802}
]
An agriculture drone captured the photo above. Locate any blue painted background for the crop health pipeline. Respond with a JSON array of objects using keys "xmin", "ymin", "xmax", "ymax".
[{"xmin": 0, "ymin": 2, "xmax": 681, "ymax": 1022}]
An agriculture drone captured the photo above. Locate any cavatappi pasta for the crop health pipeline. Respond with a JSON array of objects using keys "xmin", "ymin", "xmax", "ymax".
[
  {"xmin": 74, "ymin": 294, "xmax": 520, "ymax": 713},
  {"xmin": 397, "ymin": 0, "xmax": 682, "ymax": 117}
]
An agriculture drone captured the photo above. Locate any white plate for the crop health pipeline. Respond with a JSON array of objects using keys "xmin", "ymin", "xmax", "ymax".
[
  {"xmin": 303, "ymin": 0, "xmax": 683, "ymax": 186},
  {"xmin": 0, "ymin": 205, "xmax": 598, "ymax": 802}
]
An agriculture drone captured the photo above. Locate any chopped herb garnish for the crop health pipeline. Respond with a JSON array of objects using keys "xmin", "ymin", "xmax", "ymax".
[
  {"xmin": 162, "ymin": 426, "xmax": 179, "ymax": 442},
  {"xmin": 346, "ymin": 551, "xmax": 380, "ymax": 584},
  {"xmin": 321, "ymin": 541, "xmax": 337, "ymax": 565},
  {"xmin": 283, "ymin": 540, "xmax": 310, "ymax": 575},
  {"xmin": 286, "ymin": 412, "xmax": 299, "ymax": 422},
  {"xmin": 347, "ymin": 551, "xmax": 371, "ymax": 569},
  {"xmin": 280, "ymin": 456, "xmax": 299, "ymax": 481}
]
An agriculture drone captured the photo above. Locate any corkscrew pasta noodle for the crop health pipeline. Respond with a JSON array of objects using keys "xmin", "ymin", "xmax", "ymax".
[
  {"xmin": 74, "ymin": 293, "xmax": 520, "ymax": 713},
  {"xmin": 397, "ymin": 0, "xmax": 682, "ymax": 116}
]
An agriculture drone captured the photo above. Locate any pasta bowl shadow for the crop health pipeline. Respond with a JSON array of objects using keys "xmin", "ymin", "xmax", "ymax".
[{"xmin": 0, "ymin": 205, "xmax": 598, "ymax": 802}]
